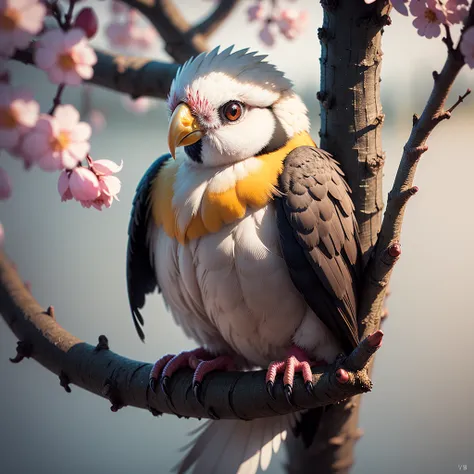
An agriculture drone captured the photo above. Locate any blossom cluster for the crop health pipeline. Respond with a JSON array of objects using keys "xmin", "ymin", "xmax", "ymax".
[
  {"xmin": 364, "ymin": 0, "xmax": 474, "ymax": 67},
  {"xmin": 0, "ymin": 0, "xmax": 122, "ymax": 222},
  {"xmin": 247, "ymin": 1, "xmax": 309, "ymax": 46}
]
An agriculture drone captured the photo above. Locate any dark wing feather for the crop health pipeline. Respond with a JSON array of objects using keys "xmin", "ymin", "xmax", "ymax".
[
  {"xmin": 275, "ymin": 146, "xmax": 361, "ymax": 354},
  {"xmin": 126, "ymin": 154, "xmax": 171, "ymax": 340}
]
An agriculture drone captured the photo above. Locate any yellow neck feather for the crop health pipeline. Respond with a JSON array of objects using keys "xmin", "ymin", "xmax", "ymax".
[{"xmin": 152, "ymin": 131, "xmax": 315, "ymax": 244}]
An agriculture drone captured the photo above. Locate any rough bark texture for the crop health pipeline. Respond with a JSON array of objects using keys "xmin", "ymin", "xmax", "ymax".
[{"xmin": 286, "ymin": 2, "xmax": 389, "ymax": 472}]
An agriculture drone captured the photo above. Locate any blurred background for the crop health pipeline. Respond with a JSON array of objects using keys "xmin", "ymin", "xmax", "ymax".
[{"xmin": 1, "ymin": 1, "xmax": 473, "ymax": 473}]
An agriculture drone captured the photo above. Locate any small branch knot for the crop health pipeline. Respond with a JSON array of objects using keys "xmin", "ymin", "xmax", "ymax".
[
  {"xmin": 412, "ymin": 113, "xmax": 419, "ymax": 126},
  {"xmin": 45, "ymin": 305, "xmax": 55, "ymax": 319},
  {"xmin": 317, "ymin": 27, "xmax": 330, "ymax": 43},
  {"xmin": 9, "ymin": 340, "xmax": 33, "ymax": 363},
  {"xmin": 59, "ymin": 371, "xmax": 72, "ymax": 393},
  {"xmin": 94, "ymin": 335, "xmax": 109, "ymax": 352},
  {"xmin": 102, "ymin": 378, "xmax": 124, "ymax": 412},
  {"xmin": 404, "ymin": 144, "xmax": 429, "ymax": 162}
]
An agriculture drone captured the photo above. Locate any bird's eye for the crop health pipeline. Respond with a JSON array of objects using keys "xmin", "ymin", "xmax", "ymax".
[{"xmin": 222, "ymin": 101, "xmax": 243, "ymax": 122}]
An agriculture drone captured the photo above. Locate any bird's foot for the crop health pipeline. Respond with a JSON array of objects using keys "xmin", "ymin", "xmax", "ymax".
[
  {"xmin": 192, "ymin": 355, "xmax": 236, "ymax": 405},
  {"xmin": 265, "ymin": 346, "xmax": 326, "ymax": 404},
  {"xmin": 149, "ymin": 348, "xmax": 235, "ymax": 405}
]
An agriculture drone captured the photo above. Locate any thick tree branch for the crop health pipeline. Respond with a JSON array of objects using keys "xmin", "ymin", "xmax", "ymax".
[
  {"xmin": 286, "ymin": 2, "xmax": 391, "ymax": 473},
  {"xmin": 12, "ymin": 47, "xmax": 179, "ymax": 100},
  {"xmin": 0, "ymin": 251, "xmax": 381, "ymax": 421}
]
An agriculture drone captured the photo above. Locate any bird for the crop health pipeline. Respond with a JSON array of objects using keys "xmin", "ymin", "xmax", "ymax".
[{"xmin": 126, "ymin": 46, "xmax": 360, "ymax": 474}]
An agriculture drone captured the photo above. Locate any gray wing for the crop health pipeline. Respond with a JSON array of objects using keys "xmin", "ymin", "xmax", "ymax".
[
  {"xmin": 275, "ymin": 146, "xmax": 360, "ymax": 354},
  {"xmin": 126, "ymin": 154, "xmax": 171, "ymax": 340}
]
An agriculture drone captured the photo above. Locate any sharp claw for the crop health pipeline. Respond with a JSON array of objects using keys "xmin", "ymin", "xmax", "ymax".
[
  {"xmin": 266, "ymin": 381, "xmax": 275, "ymax": 400},
  {"xmin": 305, "ymin": 381, "xmax": 313, "ymax": 396},
  {"xmin": 284, "ymin": 384, "xmax": 293, "ymax": 404},
  {"xmin": 149, "ymin": 377, "xmax": 157, "ymax": 393},
  {"xmin": 193, "ymin": 381, "xmax": 204, "ymax": 406},
  {"xmin": 161, "ymin": 376, "xmax": 171, "ymax": 398}
]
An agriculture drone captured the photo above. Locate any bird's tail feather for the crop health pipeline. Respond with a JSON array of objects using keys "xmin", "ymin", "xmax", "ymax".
[{"xmin": 175, "ymin": 414, "xmax": 299, "ymax": 474}]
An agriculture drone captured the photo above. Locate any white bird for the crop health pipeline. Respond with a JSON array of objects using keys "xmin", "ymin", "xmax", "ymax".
[{"xmin": 126, "ymin": 46, "xmax": 360, "ymax": 473}]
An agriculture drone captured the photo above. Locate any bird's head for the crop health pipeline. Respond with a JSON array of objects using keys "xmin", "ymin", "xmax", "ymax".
[{"xmin": 167, "ymin": 46, "xmax": 310, "ymax": 167}]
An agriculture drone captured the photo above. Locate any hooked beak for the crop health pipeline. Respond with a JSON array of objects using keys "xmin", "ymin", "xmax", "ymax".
[{"xmin": 167, "ymin": 103, "xmax": 203, "ymax": 159}]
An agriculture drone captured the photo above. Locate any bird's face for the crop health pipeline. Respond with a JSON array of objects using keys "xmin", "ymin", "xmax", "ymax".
[{"xmin": 167, "ymin": 47, "xmax": 309, "ymax": 167}]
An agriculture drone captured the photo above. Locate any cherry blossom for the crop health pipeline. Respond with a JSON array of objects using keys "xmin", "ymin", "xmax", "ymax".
[
  {"xmin": 122, "ymin": 96, "xmax": 151, "ymax": 114},
  {"xmin": 74, "ymin": 7, "xmax": 99, "ymax": 39},
  {"xmin": 410, "ymin": 0, "xmax": 447, "ymax": 39},
  {"xmin": 0, "ymin": 0, "xmax": 46, "ymax": 57},
  {"xmin": 259, "ymin": 23, "xmax": 275, "ymax": 46},
  {"xmin": 106, "ymin": 21, "xmax": 135, "ymax": 48},
  {"xmin": 87, "ymin": 109, "xmax": 106, "ymax": 132},
  {"xmin": 277, "ymin": 9, "xmax": 309, "ymax": 40},
  {"xmin": 110, "ymin": 1, "xmax": 129, "ymax": 16},
  {"xmin": 35, "ymin": 28, "xmax": 97, "ymax": 85},
  {"xmin": 0, "ymin": 166, "xmax": 12, "ymax": 200},
  {"xmin": 248, "ymin": 3, "xmax": 264, "ymax": 22},
  {"xmin": 445, "ymin": 0, "xmax": 469, "ymax": 24},
  {"xmin": 86, "ymin": 158, "xmax": 123, "ymax": 210},
  {"xmin": 22, "ymin": 104, "xmax": 91, "ymax": 171},
  {"xmin": 365, "ymin": 0, "xmax": 409, "ymax": 15},
  {"xmin": 460, "ymin": 26, "xmax": 474, "ymax": 68},
  {"xmin": 0, "ymin": 84, "xmax": 39, "ymax": 154}
]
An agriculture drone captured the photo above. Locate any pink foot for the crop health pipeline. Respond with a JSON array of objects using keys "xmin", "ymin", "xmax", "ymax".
[
  {"xmin": 265, "ymin": 346, "xmax": 326, "ymax": 403},
  {"xmin": 149, "ymin": 348, "xmax": 235, "ymax": 405},
  {"xmin": 192, "ymin": 356, "xmax": 236, "ymax": 403}
]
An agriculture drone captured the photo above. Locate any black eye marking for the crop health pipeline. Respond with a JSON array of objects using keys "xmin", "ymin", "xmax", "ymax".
[{"xmin": 220, "ymin": 101, "xmax": 244, "ymax": 122}]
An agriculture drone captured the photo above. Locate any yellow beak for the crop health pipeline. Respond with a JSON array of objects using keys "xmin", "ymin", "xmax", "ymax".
[{"xmin": 167, "ymin": 103, "xmax": 203, "ymax": 159}]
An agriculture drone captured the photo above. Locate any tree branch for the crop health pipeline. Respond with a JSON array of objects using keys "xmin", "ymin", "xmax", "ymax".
[
  {"xmin": 358, "ymin": 3, "xmax": 474, "ymax": 339},
  {"xmin": 0, "ymin": 251, "xmax": 381, "ymax": 421},
  {"xmin": 12, "ymin": 46, "xmax": 179, "ymax": 100},
  {"xmin": 190, "ymin": 0, "xmax": 242, "ymax": 38},
  {"xmin": 121, "ymin": 0, "xmax": 203, "ymax": 62},
  {"xmin": 286, "ymin": 2, "xmax": 391, "ymax": 472}
]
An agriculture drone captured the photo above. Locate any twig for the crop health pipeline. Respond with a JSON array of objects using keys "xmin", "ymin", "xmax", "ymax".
[
  {"xmin": 0, "ymin": 251, "xmax": 381, "ymax": 421},
  {"xmin": 48, "ymin": 84, "xmax": 65, "ymax": 115},
  {"xmin": 446, "ymin": 88, "xmax": 471, "ymax": 115}
]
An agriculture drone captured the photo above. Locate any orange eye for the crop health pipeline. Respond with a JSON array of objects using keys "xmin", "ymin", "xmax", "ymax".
[{"xmin": 222, "ymin": 101, "xmax": 243, "ymax": 122}]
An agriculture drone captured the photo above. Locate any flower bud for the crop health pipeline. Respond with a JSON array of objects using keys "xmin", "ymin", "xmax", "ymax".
[{"xmin": 74, "ymin": 7, "xmax": 99, "ymax": 39}]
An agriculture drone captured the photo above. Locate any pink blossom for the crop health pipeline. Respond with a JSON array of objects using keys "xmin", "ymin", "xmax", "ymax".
[
  {"xmin": 122, "ymin": 96, "xmax": 151, "ymax": 114},
  {"xmin": 22, "ymin": 104, "xmax": 91, "ymax": 171},
  {"xmin": 460, "ymin": 26, "xmax": 474, "ymax": 68},
  {"xmin": 131, "ymin": 25, "xmax": 157, "ymax": 49},
  {"xmin": 110, "ymin": 1, "xmax": 129, "ymax": 15},
  {"xmin": 410, "ymin": 0, "xmax": 447, "ymax": 39},
  {"xmin": 0, "ymin": 0, "xmax": 46, "ymax": 57},
  {"xmin": 85, "ymin": 157, "xmax": 122, "ymax": 210},
  {"xmin": 248, "ymin": 3, "xmax": 264, "ymax": 22},
  {"xmin": 74, "ymin": 7, "xmax": 99, "ymax": 39},
  {"xmin": 259, "ymin": 23, "xmax": 275, "ymax": 46},
  {"xmin": 0, "ymin": 84, "xmax": 39, "ymax": 153},
  {"xmin": 87, "ymin": 109, "xmax": 106, "ymax": 132},
  {"xmin": 57, "ymin": 169, "xmax": 73, "ymax": 201},
  {"xmin": 0, "ymin": 166, "xmax": 12, "ymax": 199},
  {"xmin": 365, "ymin": 0, "xmax": 409, "ymax": 15},
  {"xmin": 106, "ymin": 21, "xmax": 134, "ymax": 48},
  {"xmin": 35, "ymin": 28, "xmax": 97, "ymax": 85},
  {"xmin": 445, "ymin": 0, "xmax": 468, "ymax": 24},
  {"xmin": 277, "ymin": 9, "xmax": 309, "ymax": 40}
]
